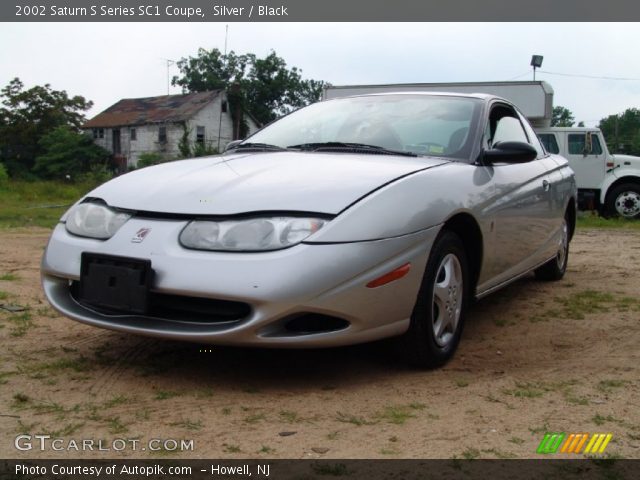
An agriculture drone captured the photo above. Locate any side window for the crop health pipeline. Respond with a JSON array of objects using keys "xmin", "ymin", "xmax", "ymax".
[
  {"xmin": 493, "ymin": 117, "xmax": 528, "ymax": 144},
  {"xmin": 568, "ymin": 134, "xmax": 585, "ymax": 155},
  {"xmin": 568, "ymin": 133, "xmax": 603, "ymax": 155},
  {"xmin": 485, "ymin": 105, "xmax": 529, "ymax": 146},
  {"xmin": 518, "ymin": 112, "xmax": 545, "ymax": 157},
  {"xmin": 590, "ymin": 134, "xmax": 603, "ymax": 155},
  {"xmin": 538, "ymin": 134, "xmax": 560, "ymax": 154}
]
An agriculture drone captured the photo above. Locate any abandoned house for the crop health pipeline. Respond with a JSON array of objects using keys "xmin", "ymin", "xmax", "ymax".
[{"xmin": 82, "ymin": 90, "xmax": 260, "ymax": 169}]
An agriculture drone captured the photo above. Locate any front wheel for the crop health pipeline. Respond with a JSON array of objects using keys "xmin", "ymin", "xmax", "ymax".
[
  {"xmin": 397, "ymin": 230, "xmax": 469, "ymax": 368},
  {"xmin": 606, "ymin": 183, "xmax": 640, "ymax": 219}
]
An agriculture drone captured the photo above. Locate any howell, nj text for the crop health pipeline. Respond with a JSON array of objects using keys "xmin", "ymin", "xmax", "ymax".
[{"xmin": 207, "ymin": 464, "xmax": 271, "ymax": 476}]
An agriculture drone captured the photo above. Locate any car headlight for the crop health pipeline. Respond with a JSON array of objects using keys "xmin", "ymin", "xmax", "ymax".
[
  {"xmin": 180, "ymin": 217, "xmax": 327, "ymax": 251},
  {"xmin": 64, "ymin": 202, "xmax": 131, "ymax": 239}
]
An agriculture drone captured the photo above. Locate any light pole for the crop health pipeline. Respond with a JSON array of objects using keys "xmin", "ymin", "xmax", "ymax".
[{"xmin": 531, "ymin": 55, "xmax": 543, "ymax": 81}]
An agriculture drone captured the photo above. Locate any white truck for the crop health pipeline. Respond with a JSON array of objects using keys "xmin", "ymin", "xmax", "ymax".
[{"xmin": 323, "ymin": 81, "xmax": 640, "ymax": 218}]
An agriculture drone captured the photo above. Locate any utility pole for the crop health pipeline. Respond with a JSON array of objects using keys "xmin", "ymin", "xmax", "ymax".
[
  {"xmin": 217, "ymin": 24, "xmax": 229, "ymax": 152},
  {"xmin": 166, "ymin": 59, "xmax": 175, "ymax": 96}
]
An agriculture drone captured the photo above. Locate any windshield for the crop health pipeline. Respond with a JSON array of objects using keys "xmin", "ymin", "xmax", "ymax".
[{"xmin": 245, "ymin": 94, "xmax": 482, "ymax": 160}]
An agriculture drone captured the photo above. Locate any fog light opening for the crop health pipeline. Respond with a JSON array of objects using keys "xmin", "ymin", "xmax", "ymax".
[{"xmin": 284, "ymin": 314, "xmax": 350, "ymax": 334}]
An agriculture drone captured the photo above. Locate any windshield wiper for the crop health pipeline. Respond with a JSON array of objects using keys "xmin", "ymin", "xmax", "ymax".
[
  {"xmin": 228, "ymin": 142, "xmax": 287, "ymax": 152},
  {"xmin": 287, "ymin": 142, "xmax": 417, "ymax": 157}
]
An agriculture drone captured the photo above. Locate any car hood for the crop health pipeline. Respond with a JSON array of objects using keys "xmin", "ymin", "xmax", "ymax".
[
  {"xmin": 612, "ymin": 154, "xmax": 640, "ymax": 166},
  {"xmin": 89, "ymin": 152, "xmax": 447, "ymax": 215}
]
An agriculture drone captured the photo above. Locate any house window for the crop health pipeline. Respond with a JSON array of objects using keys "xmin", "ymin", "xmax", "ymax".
[
  {"xmin": 130, "ymin": 128, "xmax": 137, "ymax": 141},
  {"xmin": 221, "ymin": 101, "xmax": 228, "ymax": 113},
  {"xmin": 158, "ymin": 126, "xmax": 167, "ymax": 143},
  {"xmin": 196, "ymin": 126, "xmax": 205, "ymax": 144},
  {"xmin": 93, "ymin": 128, "xmax": 104, "ymax": 139}
]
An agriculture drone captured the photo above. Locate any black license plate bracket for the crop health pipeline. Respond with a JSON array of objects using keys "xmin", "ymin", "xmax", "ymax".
[{"xmin": 79, "ymin": 253, "xmax": 153, "ymax": 314}]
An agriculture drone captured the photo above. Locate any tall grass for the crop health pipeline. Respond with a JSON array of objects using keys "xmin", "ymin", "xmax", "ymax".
[
  {"xmin": 0, "ymin": 180, "xmax": 100, "ymax": 229},
  {"xmin": 576, "ymin": 213, "xmax": 640, "ymax": 230}
]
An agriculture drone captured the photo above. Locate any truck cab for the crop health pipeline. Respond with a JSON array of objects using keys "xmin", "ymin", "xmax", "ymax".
[{"xmin": 536, "ymin": 127, "xmax": 640, "ymax": 218}]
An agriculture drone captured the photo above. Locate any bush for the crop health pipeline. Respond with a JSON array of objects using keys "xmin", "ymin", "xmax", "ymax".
[
  {"xmin": 137, "ymin": 152, "xmax": 167, "ymax": 168},
  {"xmin": 77, "ymin": 164, "xmax": 113, "ymax": 187},
  {"xmin": 33, "ymin": 126, "xmax": 111, "ymax": 179},
  {"xmin": 192, "ymin": 142, "xmax": 218, "ymax": 157},
  {"xmin": 0, "ymin": 163, "xmax": 8, "ymax": 188}
]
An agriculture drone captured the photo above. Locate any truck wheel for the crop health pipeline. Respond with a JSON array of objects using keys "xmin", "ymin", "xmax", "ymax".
[
  {"xmin": 535, "ymin": 216, "xmax": 569, "ymax": 281},
  {"xmin": 397, "ymin": 230, "xmax": 469, "ymax": 368},
  {"xmin": 606, "ymin": 183, "xmax": 640, "ymax": 219}
]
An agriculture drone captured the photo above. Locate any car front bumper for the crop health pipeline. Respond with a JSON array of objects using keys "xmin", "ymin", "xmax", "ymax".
[{"xmin": 41, "ymin": 218, "xmax": 439, "ymax": 347}]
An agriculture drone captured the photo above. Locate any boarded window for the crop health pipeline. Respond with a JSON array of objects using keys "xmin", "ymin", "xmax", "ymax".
[
  {"xmin": 159, "ymin": 126, "xmax": 167, "ymax": 143},
  {"xmin": 196, "ymin": 126, "xmax": 205, "ymax": 144},
  {"xmin": 130, "ymin": 128, "xmax": 137, "ymax": 141}
]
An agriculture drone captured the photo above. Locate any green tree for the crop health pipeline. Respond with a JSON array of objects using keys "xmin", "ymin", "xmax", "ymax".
[
  {"xmin": 599, "ymin": 108, "xmax": 640, "ymax": 155},
  {"xmin": 0, "ymin": 78, "xmax": 93, "ymax": 177},
  {"xmin": 172, "ymin": 48, "xmax": 326, "ymax": 130},
  {"xmin": 33, "ymin": 126, "xmax": 110, "ymax": 179},
  {"xmin": 551, "ymin": 106, "xmax": 575, "ymax": 127}
]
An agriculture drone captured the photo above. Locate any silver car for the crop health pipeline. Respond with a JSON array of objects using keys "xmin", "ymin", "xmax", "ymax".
[{"xmin": 41, "ymin": 93, "xmax": 577, "ymax": 367}]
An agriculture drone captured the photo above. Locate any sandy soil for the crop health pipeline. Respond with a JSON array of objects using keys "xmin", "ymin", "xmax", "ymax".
[{"xmin": 0, "ymin": 227, "xmax": 638, "ymax": 459}]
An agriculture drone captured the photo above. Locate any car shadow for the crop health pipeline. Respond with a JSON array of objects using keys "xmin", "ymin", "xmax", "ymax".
[{"xmin": 82, "ymin": 273, "xmax": 541, "ymax": 392}]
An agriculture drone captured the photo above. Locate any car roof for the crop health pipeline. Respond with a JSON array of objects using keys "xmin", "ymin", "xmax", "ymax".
[
  {"xmin": 327, "ymin": 91, "xmax": 499, "ymax": 101},
  {"xmin": 536, "ymin": 127, "xmax": 601, "ymax": 132}
]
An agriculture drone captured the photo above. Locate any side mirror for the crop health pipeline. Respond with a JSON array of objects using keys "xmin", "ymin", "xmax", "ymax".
[
  {"xmin": 583, "ymin": 132, "xmax": 593, "ymax": 157},
  {"xmin": 482, "ymin": 141, "xmax": 537, "ymax": 164},
  {"xmin": 225, "ymin": 140, "xmax": 242, "ymax": 152}
]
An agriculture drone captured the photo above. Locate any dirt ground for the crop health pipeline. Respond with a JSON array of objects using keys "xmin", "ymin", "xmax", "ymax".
[{"xmin": 0, "ymin": 227, "xmax": 639, "ymax": 460}]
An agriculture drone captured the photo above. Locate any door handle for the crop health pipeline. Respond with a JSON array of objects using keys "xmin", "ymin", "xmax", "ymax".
[{"xmin": 542, "ymin": 179, "xmax": 550, "ymax": 192}]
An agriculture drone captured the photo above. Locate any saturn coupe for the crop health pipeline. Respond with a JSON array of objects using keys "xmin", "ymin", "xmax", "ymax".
[{"xmin": 41, "ymin": 92, "xmax": 577, "ymax": 367}]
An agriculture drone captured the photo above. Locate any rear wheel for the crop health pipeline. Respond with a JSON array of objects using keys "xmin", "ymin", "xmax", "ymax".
[
  {"xmin": 397, "ymin": 230, "xmax": 468, "ymax": 368},
  {"xmin": 534, "ymin": 216, "xmax": 569, "ymax": 281},
  {"xmin": 606, "ymin": 183, "xmax": 640, "ymax": 219}
]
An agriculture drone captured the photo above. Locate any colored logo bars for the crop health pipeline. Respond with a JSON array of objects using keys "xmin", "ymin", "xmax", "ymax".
[{"xmin": 537, "ymin": 433, "xmax": 613, "ymax": 454}]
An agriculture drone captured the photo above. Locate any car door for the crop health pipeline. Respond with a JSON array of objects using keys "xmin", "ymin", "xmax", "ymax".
[
  {"xmin": 482, "ymin": 103, "xmax": 550, "ymax": 287},
  {"xmin": 519, "ymin": 113, "xmax": 566, "ymax": 253},
  {"xmin": 564, "ymin": 131, "xmax": 606, "ymax": 189}
]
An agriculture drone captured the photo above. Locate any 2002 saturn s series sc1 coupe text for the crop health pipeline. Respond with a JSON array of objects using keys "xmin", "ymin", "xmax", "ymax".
[{"xmin": 41, "ymin": 93, "xmax": 577, "ymax": 367}]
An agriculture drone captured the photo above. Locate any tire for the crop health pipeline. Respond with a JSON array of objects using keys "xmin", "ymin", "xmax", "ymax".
[
  {"xmin": 397, "ymin": 230, "xmax": 469, "ymax": 368},
  {"xmin": 534, "ymin": 216, "xmax": 569, "ymax": 281},
  {"xmin": 605, "ymin": 183, "xmax": 640, "ymax": 219}
]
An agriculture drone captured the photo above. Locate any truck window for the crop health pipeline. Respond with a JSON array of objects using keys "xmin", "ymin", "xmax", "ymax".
[
  {"xmin": 538, "ymin": 133, "xmax": 560, "ymax": 154},
  {"xmin": 568, "ymin": 133, "xmax": 603, "ymax": 155}
]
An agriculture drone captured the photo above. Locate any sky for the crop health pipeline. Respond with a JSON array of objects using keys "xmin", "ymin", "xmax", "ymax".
[{"xmin": 2, "ymin": 22, "xmax": 640, "ymax": 127}]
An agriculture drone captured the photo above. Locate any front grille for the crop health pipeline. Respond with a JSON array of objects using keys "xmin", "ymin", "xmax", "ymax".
[{"xmin": 70, "ymin": 281, "xmax": 250, "ymax": 324}]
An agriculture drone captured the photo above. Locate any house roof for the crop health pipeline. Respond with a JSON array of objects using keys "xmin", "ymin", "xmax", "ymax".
[{"xmin": 83, "ymin": 91, "xmax": 222, "ymax": 129}]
